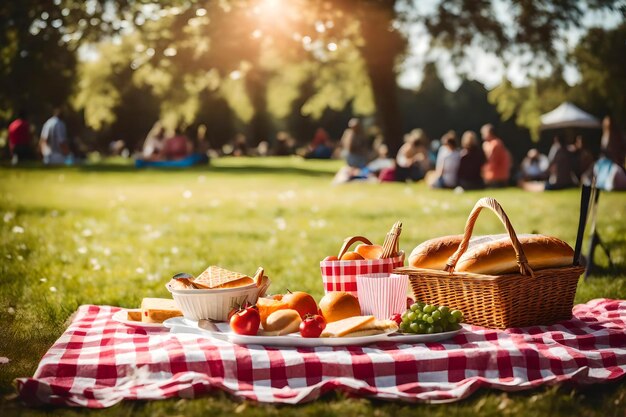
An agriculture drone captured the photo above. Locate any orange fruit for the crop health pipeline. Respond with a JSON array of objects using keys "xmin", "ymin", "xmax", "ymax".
[
  {"xmin": 355, "ymin": 244, "xmax": 383, "ymax": 260},
  {"xmin": 281, "ymin": 291, "xmax": 318, "ymax": 319},
  {"xmin": 257, "ymin": 297, "xmax": 289, "ymax": 328},
  {"xmin": 340, "ymin": 251, "xmax": 365, "ymax": 261}
]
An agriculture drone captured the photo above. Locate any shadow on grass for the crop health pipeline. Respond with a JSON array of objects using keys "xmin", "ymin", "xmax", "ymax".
[{"xmin": 0, "ymin": 160, "xmax": 337, "ymax": 177}]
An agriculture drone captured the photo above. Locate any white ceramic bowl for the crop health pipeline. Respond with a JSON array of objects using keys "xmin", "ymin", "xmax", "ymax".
[{"xmin": 166, "ymin": 282, "xmax": 265, "ymax": 322}]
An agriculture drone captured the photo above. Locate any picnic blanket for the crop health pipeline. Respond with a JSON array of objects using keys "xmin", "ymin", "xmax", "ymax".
[{"xmin": 16, "ymin": 298, "xmax": 626, "ymax": 407}]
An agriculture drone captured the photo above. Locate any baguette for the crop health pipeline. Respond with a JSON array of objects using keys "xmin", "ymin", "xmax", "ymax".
[
  {"xmin": 409, "ymin": 234, "xmax": 513, "ymax": 270},
  {"xmin": 455, "ymin": 234, "xmax": 574, "ymax": 275}
]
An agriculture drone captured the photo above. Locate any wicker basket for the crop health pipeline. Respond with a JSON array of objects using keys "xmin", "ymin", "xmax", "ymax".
[{"xmin": 394, "ymin": 197, "xmax": 584, "ymax": 329}]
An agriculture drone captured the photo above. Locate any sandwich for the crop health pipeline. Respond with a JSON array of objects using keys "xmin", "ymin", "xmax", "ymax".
[
  {"xmin": 193, "ymin": 265, "xmax": 255, "ymax": 289},
  {"xmin": 140, "ymin": 297, "xmax": 183, "ymax": 323},
  {"xmin": 321, "ymin": 315, "xmax": 398, "ymax": 338}
]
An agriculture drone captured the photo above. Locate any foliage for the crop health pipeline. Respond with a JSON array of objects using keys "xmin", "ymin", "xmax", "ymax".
[
  {"xmin": 488, "ymin": 73, "xmax": 569, "ymax": 141},
  {"xmin": 487, "ymin": 23, "xmax": 626, "ymax": 141},
  {"xmin": 570, "ymin": 23, "xmax": 626, "ymax": 127},
  {"xmin": 1, "ymin": 158, "xmax": 626, "ymax": 416}
]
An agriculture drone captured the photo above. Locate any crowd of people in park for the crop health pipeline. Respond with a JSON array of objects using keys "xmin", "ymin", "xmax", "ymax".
[
  {"xmin": 5, "ymin": 107, "xmax": 626, "ymax": 191},
  {"xmin": 332, "ymin": 117, "xmax": 626, "ymax": 192}
]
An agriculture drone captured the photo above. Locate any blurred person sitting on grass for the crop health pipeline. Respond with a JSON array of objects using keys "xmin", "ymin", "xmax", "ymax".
[
  {"xmin": 570, "ymin": 135, "xmax": 595, "ymax": 180},
  {"xmin": 456, "ymin": 130, "xmax": 486, "ymax": 190},
  {"xmin": 428, "ymin": 130, "xmax": 461, "ymax": 189},
  {"xmin": 273, "ymin": 131, "xmax": 296, "ymax": 156},
  {"xmin": 395, "ymin": 128, "xmax": 430, "ymax": 182},
  {"xmin": 601, "ymin": 115, "xmax": 626, "ymax": 168},
  {"xmin": 480, "ymin": 123, "xmax": 512, "ymax": 187},
  {"xmin": 39, "ymin": 107, "xmax": 70, "ymax": 165},
  {"xmin": 162, "ymin": 126, "xmax": 193, "ymax": 161},
  {"xmin": 520, "ymin": 149, "xmax": 549, "ymax": 182},
  {"xmin": 340, "ymin": 118, "xmax": 370, "ymax": 169},
  {"xmin": 545, "ymin": 135, "xmax": 578, "ymax": 190},
  {"xmin": 142, "ymin": 121, "xmax": 166, "ymax": 160},
  {"xmin": 8, "ymin": 109, "xmax": 36, "ymax": 163},
  {"xmin": 231, "ymin": 133, "xmax": 249, "ymax": 157},
  {"xmin": 303, "ymin": 128, "xmax": 333, "ymax": 159}
]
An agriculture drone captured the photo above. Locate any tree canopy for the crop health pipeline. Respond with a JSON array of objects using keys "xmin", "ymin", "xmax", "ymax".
[{"xmin": 1, "ymin": 0, "xmax": 624, "ymax": 152}]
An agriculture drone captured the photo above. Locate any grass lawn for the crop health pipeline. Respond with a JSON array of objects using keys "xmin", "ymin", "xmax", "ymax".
[{"xmin": 1, "ymin": 157, "xmax": 625, "ymax": 416}]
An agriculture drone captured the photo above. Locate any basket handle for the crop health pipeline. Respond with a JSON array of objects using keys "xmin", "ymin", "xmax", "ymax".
[
  {"xmin": 444, "ymin": 197, "xmax": 535, "ymax": 277},
  {"xmin": 337, "ymin": 236, "xmax": 373, "ymax": 259}
]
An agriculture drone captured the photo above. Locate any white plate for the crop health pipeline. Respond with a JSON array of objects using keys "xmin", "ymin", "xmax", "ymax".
[
  {"xmin": 112, "ymin": 309, "xmax": 166, "ymax": 329},
  {"xmin": 386, "ymin": 328, "xmax": 463, "ymax": 343},
  {"xmin": 163, "ymin": 317, "xmax": 463, "ymax": 347}
]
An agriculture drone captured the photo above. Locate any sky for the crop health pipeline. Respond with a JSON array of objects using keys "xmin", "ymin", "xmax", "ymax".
[{"xmin": 396, "ymin": 1, "xmax": 624, "ymax": 92}]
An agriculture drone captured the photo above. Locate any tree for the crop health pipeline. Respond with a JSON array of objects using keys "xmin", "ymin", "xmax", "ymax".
[{"xmin": 571, "ymin": 23, "xmax": 626, "ymax": 127}]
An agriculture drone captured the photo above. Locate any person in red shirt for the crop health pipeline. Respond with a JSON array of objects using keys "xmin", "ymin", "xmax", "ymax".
[
  {"xmin": 480, "ymin": 124, "xmax": 512, "ymax": 187},
  {"xmin": 162, "ymin": 127, "xmax": 192, "ymax": 160},
  {"xmin": 8, "ymin": 110, "xmax": 35, "ymax": 162}
]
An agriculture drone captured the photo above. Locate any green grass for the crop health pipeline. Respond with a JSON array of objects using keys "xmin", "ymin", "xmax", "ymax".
[{"xmin": 1, "ymin": 157, "xmax": 625, "ymax": 416}]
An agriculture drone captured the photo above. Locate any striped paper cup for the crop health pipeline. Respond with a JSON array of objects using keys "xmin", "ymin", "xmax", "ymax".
[{"xmin": 356, "ymin": 273, "xmax": 409, "ymax": 320}]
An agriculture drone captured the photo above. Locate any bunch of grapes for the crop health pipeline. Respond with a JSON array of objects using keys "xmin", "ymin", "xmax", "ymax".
[{"xmin": 400, "ymin": 302, "xmax": 464, "ymax": 334}]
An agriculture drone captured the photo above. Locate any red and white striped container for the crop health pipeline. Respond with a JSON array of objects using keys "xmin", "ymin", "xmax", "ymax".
[{"xmin": 356, "ymin": 273, "xmax": 409, "ymax": 319}]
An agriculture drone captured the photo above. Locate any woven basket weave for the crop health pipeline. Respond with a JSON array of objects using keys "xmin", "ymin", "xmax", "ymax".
[{"xmin": 395, "ymin": 197, "xmax": 584, "ymax": 329}]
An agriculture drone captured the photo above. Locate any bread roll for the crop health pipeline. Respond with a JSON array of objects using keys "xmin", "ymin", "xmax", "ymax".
[
  {"xmin": 409, "ymin": 234, "xmax": 512, "ymax": 270},
  {"xmin": 261, "ymin": 309, "xmax": 301, "ymax": 335},
  {"xmin": 456, "ymin": 234, "xmax": 574, "ymax": 275},
  {"xmin": 318, "ymin": 292, "xmax": 361, "ymax": 323}
]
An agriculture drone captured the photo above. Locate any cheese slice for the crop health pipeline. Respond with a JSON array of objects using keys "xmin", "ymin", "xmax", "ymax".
[
  {"xmin": 140, "ymin": 298, "xmax": 183, "ymax": 323},
  {"xmin": 321, "ymin": 315, "xmax": 376, "ymax": 337},
  {"xmin": 321, "ymin": 316, "xmax": 398, "ymax": 338}
]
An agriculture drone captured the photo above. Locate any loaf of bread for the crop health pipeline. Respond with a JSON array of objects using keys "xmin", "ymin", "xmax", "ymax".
[
  {"xmin": 455, "ymin": 234, "xmax": 574, "ymax": 275},
  {"xmin": 409, "ymin": 234, "xmax": 512, "ymax": 270},
  {"xmin": 408, "ymin": 235, "xmax": 463, "ymax": 270}
]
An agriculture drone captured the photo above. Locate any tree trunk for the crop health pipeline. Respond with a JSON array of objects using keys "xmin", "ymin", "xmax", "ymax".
[
  {"xmin": 245, "ymin": 68, "xmax": 272, "ymax": 147},
  {"xmin": 357, "ymin": 1, "xmax": 406, "ymax": 156}
]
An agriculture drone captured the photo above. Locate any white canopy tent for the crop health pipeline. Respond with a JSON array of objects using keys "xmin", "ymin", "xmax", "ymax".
[{"xmin": 540, "ymin": 102, "xmax": 602, "ymax": 129}]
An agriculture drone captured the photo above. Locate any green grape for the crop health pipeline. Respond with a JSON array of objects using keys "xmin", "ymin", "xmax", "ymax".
[
  {"xmin": 426, "ymin": 325, "xmax": 435, "ymax": 334},
  {"xmin": 407, "ymin": 312, "xmax": 417, "ymax": 321},
  {"xmin": 423, "ymin": 305, "xmax": 432, "ymax": 313},
  {"xmin": 410, "ymin": 303, "xmax": 420, "ymax": 312},
  {"xmin": 409, "ymin": 322, "xmax": 419, "ymax": 333},
  {"xmin": 433, "ymin": 325, "xmax": 443, "ymax": 333},
  {"xmin": 400, "ymin": 322, "xmax": 409, "ymax": 332},
  {"xmin": 418, "ymin": 323, "xmax": 427, "ymax": 331},
  {"xmin": 438, "ymin": 306, "xmax": 450, "ymax": 315},
  {"xmin": 431, "ymin": 310, "xmax": 441, "ymax": 320},
  {"xmin": 401, "ymin": 311, "xmax": 409, "ymax": 320},
  {"xmin": 448, "ymin": 315, "xmax": 457, "ymax": 324},
  {"xmin": 426, "ymin": 316, "xmax": 434, "ymax": 324},
  {"xmin": 451, "ymin": 310, "xmax": 463, "ymax": 321}
]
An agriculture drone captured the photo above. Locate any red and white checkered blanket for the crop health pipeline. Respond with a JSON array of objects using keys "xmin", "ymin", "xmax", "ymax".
[{"xmin": 16, "ymin": 299, "xmax": 626, "ymax": 407}]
